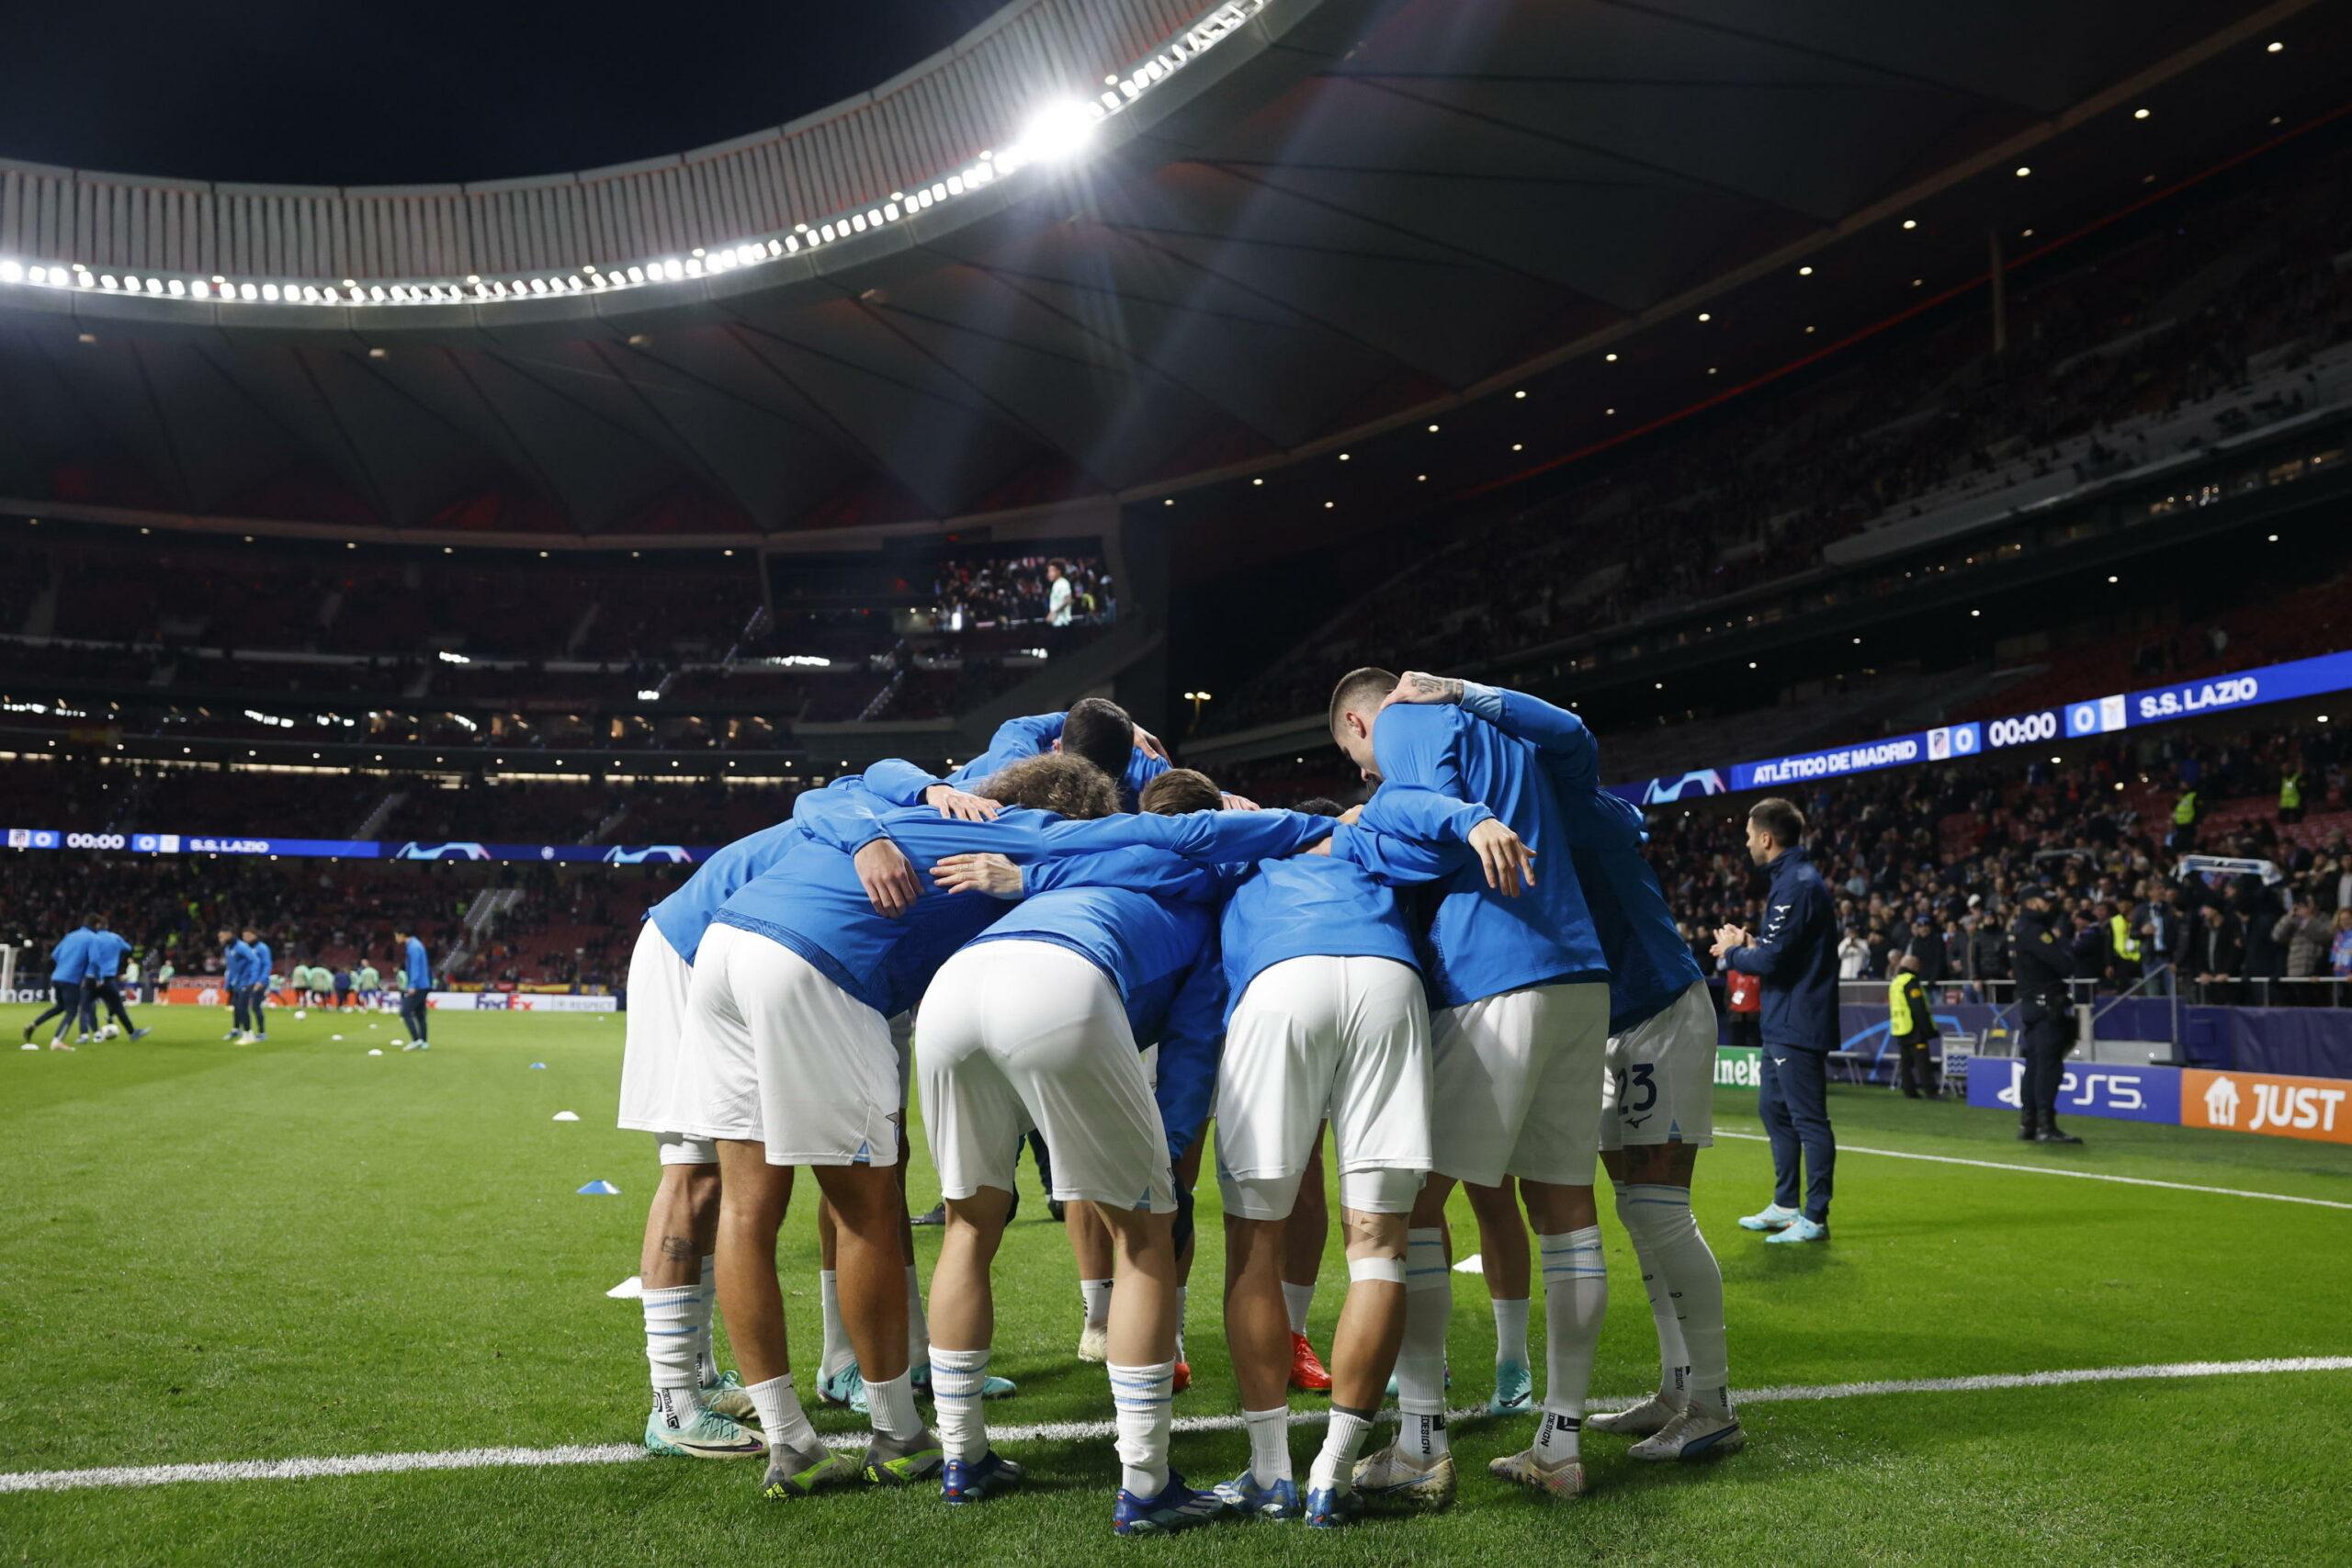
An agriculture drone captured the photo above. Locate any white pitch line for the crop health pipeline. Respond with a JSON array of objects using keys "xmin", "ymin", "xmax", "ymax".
[
  {"xmin": 1713, "ymin": 1129, "xmax": 2352, "ymax": 1211},
  {"xmin": 4, "ymin": 1358, "xmax": 2346, "ymax": 1495}
]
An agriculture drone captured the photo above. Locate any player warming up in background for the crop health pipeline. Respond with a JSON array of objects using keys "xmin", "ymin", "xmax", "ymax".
[
  {"xmin": 24, "ymin": 919, "xmax": 94, "ymax": 1050},
  {"xmin": 393, "ymin": 928, "xmax": 432, "ymax": 1051}
]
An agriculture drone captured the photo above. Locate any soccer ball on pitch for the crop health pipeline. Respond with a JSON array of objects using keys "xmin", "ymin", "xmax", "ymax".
[
  {"xmin": 98, "ymin": 1024, "xmax": 121, "ymax": 1041},
  {"xmin": 294, "ymin": 1010, "xmax": 308, "ymax": 1020}
]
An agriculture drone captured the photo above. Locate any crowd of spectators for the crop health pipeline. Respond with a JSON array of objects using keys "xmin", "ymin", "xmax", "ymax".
[
  {"xmin": 1645, "ymin": 719, "xmax": 2352, "ymax": 1007},
  {"xmin": 1204, "ymin": 139, "xmax": 2352, "ymax": 736},
  {"xmin": 931, "ymin": 556, "xmax": 1113, "ymax": 631}
]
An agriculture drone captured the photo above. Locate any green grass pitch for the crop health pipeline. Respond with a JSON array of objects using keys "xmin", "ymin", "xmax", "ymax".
[{"xmin": 4, "ymin": 1001, "xmax": 2349, "ymax": 1565}]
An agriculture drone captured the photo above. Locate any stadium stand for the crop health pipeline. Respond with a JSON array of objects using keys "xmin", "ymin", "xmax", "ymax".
[{"xmin": 1199, "ymin": 140, "xmax": 2352, "ymax": 737}]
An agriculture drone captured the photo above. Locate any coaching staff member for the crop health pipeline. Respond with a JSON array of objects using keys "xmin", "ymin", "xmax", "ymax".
[
  {"xmin": 2009, "ymin": 886, "xmax": 2084, "ymax": 1145},
  {"xmin": 1713, "ymin": 798, "xmax": 1838, "ymax": 1244}
]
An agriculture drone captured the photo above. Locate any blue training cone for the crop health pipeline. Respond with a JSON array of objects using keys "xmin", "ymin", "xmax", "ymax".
[
  {"xmin": 530, "ymin": 1062, "xmax": 548, "ymax": 1070},
  {"xmin": 576, "ymin": 1179, "xmax": 620, "ymax": 1196}
]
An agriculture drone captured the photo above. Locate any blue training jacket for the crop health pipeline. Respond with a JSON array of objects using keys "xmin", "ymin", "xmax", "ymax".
[
  {"xmin": 643, "ymin": 778, "xmax": 884, "ymax": 966},
  {"xmin": 968, "ymin": 876, "xmax": 1227, "ymax": 1162},
  {"xmin": 1727, "ymin": 847, "xmax": 1838, "ymax": 1051},
  {"xmin": 224, "ymin": 940, "xmax": 255, "ymax": 989},
  {"xmin": 251, "ymin": 942, "xmax": 274, "ymax": 987},
  {"xmin": 50, "ymin": 929, "xmax": 94, "ymax": 983},
  {"xmin": 1451, "ymin": 682, "xmax": 1705, "ymax": 1034},
  {"xmin": 1216, "ymin": 788, "xmax": 1487, "ymax": 1021},
  {"xmin": 83, "ymin": 930, "xmax": 130, "ymax": 979},
  {"xmin": 717, "ymin": 790, "xmax": 1329, "ymax": 1021},
  {"xmin": 401, "ymin": 936, "xmax": 431, "ymax": 992},
  {"xmin": 1359, "ymin": 703, "xmax": 1609, "ymax": 1009},
  {"xmin": 863, "ymin": 711, "xmax": 1168, "ymax": 811}
]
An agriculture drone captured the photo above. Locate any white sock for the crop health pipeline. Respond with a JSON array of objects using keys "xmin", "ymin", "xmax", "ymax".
[
  {"xmin": 1619, "ymin": 1184, "xmax": 1730, "ymax": 1417},
  {"xmin": 1613, "ymin": 1185, "xmax": 1690, "ymax": 1403},
  {"xmin": 1310, "ymin": 1404, "xmax": 1375, "ymax": 1492},
  {"xmin": 1492, "ymin": 1296, "xmax": 1531, "ymax": 1371},
  {"xmin": 745, "ymin": 1373, "xmax": 819, "ymax": 1452},
  {"xmin": 641, "ymin": 1284, "xmax": 702, "ymax": 1403},
  {"xmin": 1536, "ymin": 1227, "xmax": 1606, "ymax": 1459},
  {"xmin": 1109, "ymin": 1359, "xmax": 1174, "ymax": 1497},
  {"xmin": 693, "ymin": 1256, "xmax": 719, "ymax": 1387},
  {"xmin": 905, "ymin": 1265, "xmax": 932, "ymax": 1377},
  {"xmin": 867, "ymin": 1368, "xmax": 922, "ymax": 1441},
  {"xmin": 1175, "ymin": 1284, "xmax": 1189, "ymax": 1362},
  {"xmin": 1282, "ymin": 1280, "xmax": 1316, "ymax": 1337},
  {"xmin": 1243, "ymin": 1405, "xmax": 1292, "ymax": 1487},
  {"xmin": 931, "ymin": 1348, "xmax": 990, "ymax": 1461},
  {"xmin": 1533, "ymin": 1406, "xmax": 1582, "ymax": 1466},
  {"xmin": 1080, "ymin": 1278, "xmax": 1113, "ymax": 1329},
  {"xmin": 819, "ymin": 1270, "xmax": 855, "ymax": 1380},
  {"xmin": 1396, "ymin": 1227, "xmax": 1451, "ymax": 1459}
]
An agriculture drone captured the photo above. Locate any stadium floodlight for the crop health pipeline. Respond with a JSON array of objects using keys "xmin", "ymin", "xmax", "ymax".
[
  {"xmin": 0, "ymin": 260, "xmax": 18, "ymax": 283},
  {"xmin": 1004, "ymin": 97, "xmax": 1102, "ymax": 169}
]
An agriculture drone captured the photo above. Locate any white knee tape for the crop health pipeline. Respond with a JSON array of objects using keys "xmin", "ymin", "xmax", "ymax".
[
  {"xmin": 1339, "ymin": 1167, "xmax": 1423, "ymax": 1213},
  {"xmin": 1347, "ymin": 1255, "xmax": 1406, "ymax": 1285}
]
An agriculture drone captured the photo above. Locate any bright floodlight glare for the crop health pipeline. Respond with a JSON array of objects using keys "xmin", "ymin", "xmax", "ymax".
[{"xmin": 1012, "ymin": 98, "xmax": 1100, "ymax": 164}]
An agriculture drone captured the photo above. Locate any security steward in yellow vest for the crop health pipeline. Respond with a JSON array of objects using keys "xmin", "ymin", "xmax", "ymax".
[{"xmin": 1887, "ymin": 955, "xmax": 1938, "ymax": 1099}]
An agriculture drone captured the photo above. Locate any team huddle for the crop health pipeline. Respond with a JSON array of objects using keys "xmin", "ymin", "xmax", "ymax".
[{"xmin": 613, "ymin": 669, "xmax": 1740, "ymax": 1532}]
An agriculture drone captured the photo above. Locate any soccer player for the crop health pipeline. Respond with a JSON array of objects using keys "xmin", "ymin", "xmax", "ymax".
[
  {"xmin": 911, "ymin": 775, "xmax": 1264, "ymax": 1529},
  {"xmin": 220, "ymin": 929, "xmax": 254, "ymax": 1041},
  {"xmin": 1379, "ymin": 672, "xmax": 1742, "ymax": 1465},
  {"xmin": 356, "ymin": 959, "xmax": 381, "ymax": 1010},
  {"xmin": 1329, "ymin": 665, "xmax": 1608, "ymax": 1509},
  {"xmin": 334, "ymin": 965, "xmax": 355, "ymax": 1012},
  {"xmin": 618, "ymin": 811, "xmax": 829, "ymax": 1461},
  {"xmin": 24, "ymin": 920, "xmax": 95, "ymax": 1050},
  {"xmin": 392, "ymin": 928, "xmax": 432, "ymax": 1050},
  {"xmin": 681, "ymin": 756, "xmax": 1315, "ymax": 1503},
  {"xmin": 244, "ymin": 929, "xmax": 274, "ymax": 1042},
  {"xmin": 1206, "ymin": 784, "xmax": 1511, "ymax": 1528},
  {"xmin": 76, "ymin": 916, "xmax": 149, "ymax": 1043}
]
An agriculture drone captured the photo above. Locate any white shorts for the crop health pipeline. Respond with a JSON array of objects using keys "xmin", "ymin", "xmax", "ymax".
[
  {"xmin": 679, "ymin": 923, "xmax": 902, "ymax": 1168},
  {"xmin": 1600, "ymin": 980, "xmax": 1717, "ymax": 1151},
  {"xmin": 915, "ymin": 940, "xmax": 1174, "ymax": 1213},
  {"xmin": 1428, "ymin": 979, "xmax": 1610, "ymax": 1188},
  {"xmin": 617, "ymin": 921, "xmax": 695, "ymax": 1136},
  {"xmin": 1214, "ymin": 955, "xmax": 1432, "ymax": 1219}
]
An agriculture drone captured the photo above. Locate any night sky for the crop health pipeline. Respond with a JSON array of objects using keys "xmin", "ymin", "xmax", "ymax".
[{"xmin": 0, "ymin": 0, "xmax": 1009, "ymax": 186}]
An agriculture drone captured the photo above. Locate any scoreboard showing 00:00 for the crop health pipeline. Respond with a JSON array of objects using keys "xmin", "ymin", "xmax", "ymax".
[{"xmin": 1986, "ymin": 711, "xmax": 2060, "ymax": 748}]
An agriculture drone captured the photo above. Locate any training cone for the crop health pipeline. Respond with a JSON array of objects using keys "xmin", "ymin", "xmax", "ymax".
[
  {"xmin": 530, "ymin": 1062, "xmax": 548, "ymax": 1070},
  {"xmin": 552, "ymin": 1111, "xmax": 580, "ymax": 1122},
  {"xmin": 607, "ymin": 1276, "xmax": 645, "ymax": 1300},
  {"xmin": 576, "ymin": 1179, "xmax": 620, "ymax": 1196},
  {"xmin": 294, "ymin": 1010, "xmax": 307, "ymax": 1020},
  {"xmin": 368, "ymin": 1048, "xmax": 383, "ymax": 1056},
  {"xmin": 332, "ymin": 1033, "xmax": 344, "ymax": 1042},
  {"xmin": 20, "ymin": 1043, "xmax": 38, "ymax": 1052}
]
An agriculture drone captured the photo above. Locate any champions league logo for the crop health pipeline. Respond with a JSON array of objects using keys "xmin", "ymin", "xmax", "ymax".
[{"xmin": 1640, "ymin": 770, "xmax": 1727, "ymax": 806}]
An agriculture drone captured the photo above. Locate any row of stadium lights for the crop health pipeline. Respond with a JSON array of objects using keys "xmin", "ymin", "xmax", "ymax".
[
  {"xmin": 1162, "ymin": 64, "xmax": 2292, "ymax": 517},
  {"xmin": 0, "ymin": 3, "xmax": 1266, "ymax": 316}
]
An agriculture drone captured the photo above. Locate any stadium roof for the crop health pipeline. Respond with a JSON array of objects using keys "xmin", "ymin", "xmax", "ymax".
[{"xmin": 0, "ymin": 0, "xmax": 2338, "ymax": 547}]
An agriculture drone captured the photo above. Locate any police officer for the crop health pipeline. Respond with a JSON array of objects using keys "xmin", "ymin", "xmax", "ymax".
[{"xmin": 2009, "ymin": 886, "xmax": 2083, "ymax": 1145}]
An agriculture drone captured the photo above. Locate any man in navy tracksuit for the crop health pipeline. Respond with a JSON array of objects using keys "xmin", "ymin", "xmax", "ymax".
[{"xmin": 1713, "ymin": 797, "xmax": 1838, "ymax": 1243}]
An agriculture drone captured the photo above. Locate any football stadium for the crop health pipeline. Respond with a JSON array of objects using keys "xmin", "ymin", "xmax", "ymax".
[{"xmin": 5, "ymin": 1, "xmax": 2352, "ymax": 1561}]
